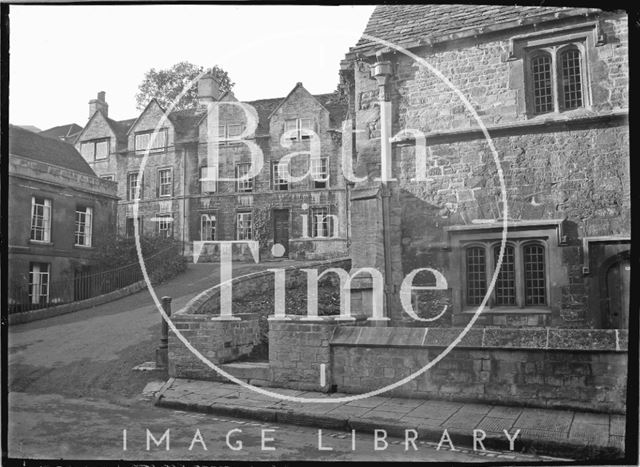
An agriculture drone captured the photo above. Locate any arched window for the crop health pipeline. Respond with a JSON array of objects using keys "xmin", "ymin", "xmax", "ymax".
[
  {"xmin": 494, "ymin": 244, "xmax": 516, "ymax": 306},
  {"xmin": 523, "ymin": 244, "xmax": 546, "ymax": 306},
  {"xmin": 559, "ymin": 47, "xmax": 583, "ymax": 110},
  {"xmin": 531, "ymin": 53, "xmax": 554, "ymax": 114},
  {"xmin": 466, "ymin": 246, "xmax": 487, "ymax": 305}
]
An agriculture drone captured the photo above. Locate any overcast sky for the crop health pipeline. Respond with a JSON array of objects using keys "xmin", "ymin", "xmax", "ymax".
[{"xmin": 9, "ymin": 5, "xmax": 375, "ymax": 130}]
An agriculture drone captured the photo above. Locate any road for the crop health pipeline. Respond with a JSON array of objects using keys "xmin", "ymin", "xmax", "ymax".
[{"xmin": 7, "ymin": 261, "xmax": 548, "ymax": 462}]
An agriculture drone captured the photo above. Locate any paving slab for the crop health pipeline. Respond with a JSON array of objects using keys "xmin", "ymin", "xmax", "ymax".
[{"xmin": 154, "ymin": 378, "xmax": 625, "ymax": 461}]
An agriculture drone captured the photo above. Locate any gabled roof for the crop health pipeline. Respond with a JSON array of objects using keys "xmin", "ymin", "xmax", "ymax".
[
  {"xmin": 9, "ymin": 124, "xmax": 96, "ymax": 176},
  {"xmin": 125, "ymin": 98, "xmax": 174, "ymax": 136},
  {"xmin": 40, "ymin": 123, "xmax": 83, "ymax": 142},
  {"xmin": 351, "ymin": 4, "xmax": 597, "ymax": 54},
  {"xmin": 168, "ymin": 108, "xmax": 206, "ymax": 141},
  {"xmin": 267, "ymin": 82, "xmax": 330, "ymax": 120}
]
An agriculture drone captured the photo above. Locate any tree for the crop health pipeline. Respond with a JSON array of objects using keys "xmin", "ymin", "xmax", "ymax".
[{"xmin": 135, "ymin": 61, "xmax": 234, "ymax": 111}]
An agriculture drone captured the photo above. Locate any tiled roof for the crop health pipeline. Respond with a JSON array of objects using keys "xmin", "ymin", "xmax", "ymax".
[
  {"xmin": 9, "ymin": 125, "xmax": 96, "ymax": 176},
  {"xmin": 168, "ymin": 108, "xmax": 205, "ymax": 141},
  {"xmin": 353, "ymin": 4, "xmax": 595, "ymax": 52},
  {"xmin": 39, "ymin": 123, "xmax": 83, "ymax": 141},
  {"xmin": 245, "ymin": 97, "xmax": 286, "ymax": 135},
  {"xmin": 314, "ymin": 93, "xmax": 348, "ymax": 128},
  {"xmin": 106, "ymin": 117, "xmax": 136, "ymax": 140}
]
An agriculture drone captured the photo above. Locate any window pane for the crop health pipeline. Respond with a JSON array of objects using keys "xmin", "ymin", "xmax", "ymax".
[
  {"xmin": 200, "ymin": 166, "xmax": 217, "ymax": 193},
  {"xmin": 127, "ymin": 173, "xmax": 140, "ymax": 200},
  {"xmin": 30, "ymin": 197, "xmax": 51, "ymax": 242},
  {"xmin": 80, "ymin": 143, "xmax": 94, "ymax": 161},
  {"xmin": 311, "ymin": 207, "xmax": 331, "ymax": 237},
  {"xmin": 494, "ymin": 245, "xmax": 516, "ymax": 306},
  {"xmin": 236, "ymin": 213, "xmax": 252, "ymax": 240},
  {"xmin": 311, "ymin": 157, "xmax": 329, "ymax": 188},
  {"xmin": 524, "ymin": 244, "xmax": 546, "ymax": 306},
  {"xmin": 236, "ymin": 163, "xmax": 253, "ymax": 192},
  {"xmin": 466, "ymin": 247, "xmax": 486, "ymax": 306},
  {"xmin": 201, "ymin": 214, "xmax": 216, "ymax": 241},
  {"xmin": 159, "ymin": 169, "xmax": 172, "ymax": 196},
  {"xmin": 560, "ymin": 49, "xmax": 583, "ymax": 110},
  {"xmin": 157, "ymin": 214, "xmax": 173, "ymax": 239},
  {"xmin": 228, "ymin": 124, "xmax": 243, "ymax": 137},
  {"xmin": 532, "ymin": 54, "xmax": 553, "ymax": 114},
  {"xmin": 272, "ymin": 161, "xmax": 289, "ymax": 191},
  {"xmin": 95, "ymin": 140, "xmax": 109, "ymax": 159}
]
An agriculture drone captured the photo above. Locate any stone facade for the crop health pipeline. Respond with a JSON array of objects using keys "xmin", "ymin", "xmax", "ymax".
[
  {"xmin": 8, "ymin": 126, "xmax": 118, "ymax": 308},
  {"xmin": 340, "ymin": 6, "xmax": 629, "ymax": 328},
  {"xmin": 75, "ymin": 84, "xmax": 349, "ymax": 261}
]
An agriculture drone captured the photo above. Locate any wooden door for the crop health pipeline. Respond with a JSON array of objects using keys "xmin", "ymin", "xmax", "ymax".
[
  {"xmin": 606, "ymin": 259, "xmax": 630, "ymax": 329},
  {"xmin": 273, "ymin": 209, "xmax": 290, "ymax": 258}
]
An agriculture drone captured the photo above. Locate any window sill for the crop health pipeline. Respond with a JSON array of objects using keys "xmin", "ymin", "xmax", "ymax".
[
  {"xmin": 29, "ymin": 240, "xmax": 53, "ymax": 246},
  {"xmin": 461, "ymin": 307, "xmax": 551, "ymax": 314},
  {"xmin": 295, "ymin": 237, "xmax": 346, "ymax": 242},
  {"xmin": 74, "ymin": 244, "xmax": 94, "ymax": 250}
]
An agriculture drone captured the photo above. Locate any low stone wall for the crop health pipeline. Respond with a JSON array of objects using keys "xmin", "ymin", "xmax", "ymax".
[
  {"xmin": 8, "ymin": 279, "xmax": 147, "ymax": 325},
  {"xmin": 168, "ymin": 312, "xmax": 260, "ymax": 380},
  {"xmin": 269, "ymin": 316, "xmax": 366, "ymax": 392},
  {"xmin": 330, "ymin": 327, "xmax": 628, "ymax": 413}
]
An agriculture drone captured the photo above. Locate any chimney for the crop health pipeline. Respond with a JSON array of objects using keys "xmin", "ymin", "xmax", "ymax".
[
  {"xmin": 197, "ymin": 73, "xmax": 220, "ymax": 107},
  {"xmin": 89, "ymin": 91, "xmax": 109, "ymax": 119}
]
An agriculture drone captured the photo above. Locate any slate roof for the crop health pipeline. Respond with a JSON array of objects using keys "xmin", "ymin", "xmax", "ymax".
[
  {"xmin": 352, "ymin": 4, "xmax": 595, "ymax": 53},
  {"xmin": 39, "ymin": 123, "xmax": 83, "ymax": 142},
  {"xmin": 9, "ymin": 125, "xmax": 96, "ymax": 176}
]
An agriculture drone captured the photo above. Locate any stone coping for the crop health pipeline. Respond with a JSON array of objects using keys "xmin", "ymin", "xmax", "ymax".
[
  {"xmin": 330, "ymin": 326, "xmax": 628, "ymax": 352},
  {"xmin": 176, "ymin": 257, "xmax": 351, "ymax": 316}
]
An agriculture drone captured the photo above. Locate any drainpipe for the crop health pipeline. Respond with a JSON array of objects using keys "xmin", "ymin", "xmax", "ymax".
[{"xmin": 372, "ymin": 54, "xmax": 395, "ymax": 321}]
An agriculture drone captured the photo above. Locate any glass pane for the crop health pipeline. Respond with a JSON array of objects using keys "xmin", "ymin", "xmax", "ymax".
[
  {"xmin": 524, "ymin": 244, "xmax": 546, "ymax": 306},
  {"xmin": 532, "ymin": 54, "xmax": 553, "ymax": 114},
  {"xmin": 494, "ymin": 245, "xmax": 516, "ymax": 306},
  {"xmin": 561, "ymin": 49, "xmax": 583, "ymax": 109},
  {"xmin": 466, "ymin": 247, "xmax": 486, "ymax": 306}
]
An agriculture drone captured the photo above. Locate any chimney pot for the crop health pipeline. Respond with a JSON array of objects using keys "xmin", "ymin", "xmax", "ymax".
[
  {"xmin": 89, "ymin": 91, "xmax": 109, "ymax": 119},
  {"xmin": 198, "ymin": 74, "xmax": 221, "ymax": 107}
]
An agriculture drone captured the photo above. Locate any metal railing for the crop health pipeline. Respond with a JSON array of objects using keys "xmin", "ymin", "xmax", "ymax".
[{"xmin": 8, "ymin": 245, "xmax": 180, "ymax": 314}]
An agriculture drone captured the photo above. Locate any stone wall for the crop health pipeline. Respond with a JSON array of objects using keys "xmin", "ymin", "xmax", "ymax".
[
  {"xmin": 330, "ymin": 326, "xmax": 628, "ymax": 413},
  {"xmin": 168, "ymin": 312, "xmax": 260, "ymax": 380}
]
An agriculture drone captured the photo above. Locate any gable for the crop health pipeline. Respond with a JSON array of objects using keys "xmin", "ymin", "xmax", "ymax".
[
  {"xmin": 75, "ymin": 111, "xmax": 117, "ymax": 146},
  {"xmin": 268, "ymin": 83, "xmax": 329, "ymax": 120},
  {"xmin": 128, "ymin": 99, "xmax": 175, "ymax": 135}
]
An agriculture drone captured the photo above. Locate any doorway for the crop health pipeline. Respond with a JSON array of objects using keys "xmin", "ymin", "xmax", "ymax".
[
  {"xmin": 604, "ymin": 256, "xmax": 630, "ymax": 329},
  {"xmin": 273, "ymin": 209, "xmax": 290, "ymax": 258}
]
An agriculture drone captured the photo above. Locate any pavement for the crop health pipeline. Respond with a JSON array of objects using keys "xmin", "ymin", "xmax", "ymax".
[{"xmin": 156, "ymin": 377, "xmax": 627, "ymax": 462}]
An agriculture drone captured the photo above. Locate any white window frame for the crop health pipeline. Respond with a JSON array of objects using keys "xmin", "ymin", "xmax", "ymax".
[
  {"xmin": 127, "ymin": 172, "xmax": 142, "ymax": 201},
  {"xmin": 236, "ymin": 212, "xmax": 253, "ymax": 240},
  {"xmin": 200, "ymin": 166, "xmax": 218, "ymax": 193},
  {"xmin": 30, "ymin": 197, "xmax": 51, "ymax": 243},
  {"xmin": 310, "ymin": 157, "xmax": 329, "ymax": 189},
  {"xmin": 135, "ymin": 128, "xmax": 168, "ymax": 153},
  {"xmin": 272, "ymin": 161, "xmax": 289, "ymax": 191},
  {"xmin": 74, "ymin": 206, "xmax": 93, "ymax": 247},
  {"xmin": 158, "ymin": 168, "xmax": 173, "ymax": 197},
  {"xmin": 156, "ymin": 213, "xmax": 173, "ymax": 239},
  {"xmin": 80, "ymin": 138, "xmax": 110, "ymax": 162},
  {"xmin": 29, "ymin": 262, "xmax": 50, "ymax": 305},
  {"xmin": 236, "ymin": 163, "xmax": 253, "ymax": 192},
  {"xmin": 311, "ymin": 206, "xmax": 333, "ymax": 238},
  {"xmin": 284, "ymin": 117, "xmax": 313, "ymax": 141},
  {"xmin": 200, "ymin": 213, "xmax": 216, "ymax": 241}
]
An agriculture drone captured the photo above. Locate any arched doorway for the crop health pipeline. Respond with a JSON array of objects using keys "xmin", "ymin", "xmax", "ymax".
[{"xmin": 601, "ymin": 252, "xmax": 630, "ymax": 329}]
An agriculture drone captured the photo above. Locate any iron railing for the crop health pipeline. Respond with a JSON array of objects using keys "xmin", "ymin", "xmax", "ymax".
[{"xmin": 8, "ymin": 245, "xmax": 180, "ymax": 314}]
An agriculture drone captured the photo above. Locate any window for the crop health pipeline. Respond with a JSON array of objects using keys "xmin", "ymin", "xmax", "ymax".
[
  {"xmin": 30, "ymin": 197, "xmax": 51, "ymax": 242},
  {"xmin": 236, "ymin": 163, "xmax": 253, "ymax": 192},
  {"xmin": 101, "ymin": 175, "xmax": 115, "ymax": 182},
  {"xmin": 527, "ymin": 44, "xmax": 586, "ymax": 115},
  {"xmin": 200, "ymin": 166, "xmax": 217, "ymax": 193},
  {"xmin": 310, "ymin": 157, "xmax": 329, "ymax": 189},
  {"xmin": 29, "ymin": 263, "xmax": 50, "ymax": 305},
  {"xmin": 158, "ymin": 168, "xmax": 173, "ymax": 197},
  {"xmin": 75, "ymin": 206, "xmax": 93, "ymax": 247},
  {"xmin": 464, "ymin": 242, "xmax": 547, "ymax": 307},
  {"xmin": 272, "ymin": 161, "xmax": 289, "ymax": 191},
  {"xmin": 156, "ymin": 214, "xmax": 173, "ymax": 239},
  {"xmin": 218, "ymin": 123, "xmax": 244, "ymax": 143},
  {"xmin": 125, "ymin": 216, "xmax": 142, "ymax": 238},
  {"xmin": 127, "ymin": 172, "xmax": 143, "ymax": 200},
  {"xmin": 201, "ymin": 214, "xmax": 216, "ymax": 241},
  {"xmin": 311, "ymin": 207, "xmax": 334, "ymax": 238},
  {"xmin": 236, "ymin": 212, "xmax": 252, "ymax": 240},
  {"xmin": 135, "ymin": 129, "xmax": 167, "ymax": 153},
  {"xmin": 284, "ymin": 118, "xmax": 313, "ymax": 140},
  {"xmin": 80, "ymin": 138, "xmax": 110, "ymax": 162}
]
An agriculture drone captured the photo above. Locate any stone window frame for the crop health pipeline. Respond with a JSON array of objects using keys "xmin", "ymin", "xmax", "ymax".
[
  {"xmin": 235, "ymin": 163, "xmax": 254, "ymax": 193},
  {"xmin": 509, "ymin": 23, "xmax": 597, "ymax": 118},
  {"xmin": 126, "ymin": 172, "xmax": 143, "ymax": 201},
  {"xmin": 271, "ymin": 160, "xmax": 289, "ymax": 191},
  {"xmin": 134, "ymin": 128, "xmax": 168, "ymax": 154},
  {"xmin": 284, "ymin": 117, "xmax": 314, "ymax": 141},
  {"xmin": 30, "ymin": 196, "xmax": 52, "ymax": 243},
  {"xmin": 461, "ymin": 239, "xmax": 550, "ymax": 310},
  {"xmin": 80, "ymin": 138, "xmax": 110, "ymax": 162},
  {"xmin": 236, "ymin": 211, "xmax": 253, "ymax": 241},
  {"xmin": 74, "ymin": 205, "xmax": 93, "ymax": 247},
  {"xmin": 157, "ymin": 167, "xmax": 173, "ymax": 198},
  {"xmin": 29, "ymin": 262, "xmax": 50, "ymax": 305},
  {"xmin": 200, "ymin": 213, "xmax": 217, "ymax": 241}
]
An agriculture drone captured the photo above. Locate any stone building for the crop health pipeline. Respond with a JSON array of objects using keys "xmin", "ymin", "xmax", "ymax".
[
  {"xmin": 8, "ymin": 125, "xmax": 118, "ymax": 309},
  {"xmin": 340, "ymin": 5, "xmax": 629, "ymax": 328},
  {"xmin": 75, "ymin": 82, "xmax": 348, "ymax": 261}
]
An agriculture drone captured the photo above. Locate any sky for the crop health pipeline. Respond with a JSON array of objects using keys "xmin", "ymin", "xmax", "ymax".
[{"xmin": 9, "ymin": 5, "xmax": 375, "ymax": 130}]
